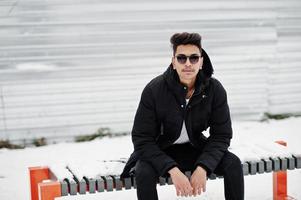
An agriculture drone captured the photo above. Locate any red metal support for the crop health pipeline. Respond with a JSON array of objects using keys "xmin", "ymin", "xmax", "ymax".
[
  {"xmin": 29, "ymin": 166, "xmax": 61, "ymax": 200},
  {"xmin": 273, "ymin": 141, "xmax": 295, "ymax": 200},
  {"xmin": 38, "ymin": 181, "xmax": 61, "ymax": 200},
  {"xmin": 29, "ymin": 166, "xmax": 50, "ymax": 200}
]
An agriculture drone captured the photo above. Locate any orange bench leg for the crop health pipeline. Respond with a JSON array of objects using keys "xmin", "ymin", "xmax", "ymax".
[
  {"xmin": 38, "ymin": 181, "xmax": 61, "ymax": 200},
  {"xmin": 273, "ymin": 141, "xmax": 296, "ymax": 200},
  {"xmin": 273, "ymin": 170, "xmax": 287, "ymax": 200},
  {"xmin": 29, "ymin": 166, "xmax": 50, "ymax": 200}
]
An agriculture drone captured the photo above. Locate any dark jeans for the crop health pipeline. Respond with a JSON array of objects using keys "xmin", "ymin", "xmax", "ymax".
[{"xmin": 135, "ymin": 143, "xmax": 244, "ymax": 200}]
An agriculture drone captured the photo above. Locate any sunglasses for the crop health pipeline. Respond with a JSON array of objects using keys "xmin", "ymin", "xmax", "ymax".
[{"xmin": 175, "ymin": 54, "xmax": 201, "ymax": 64}]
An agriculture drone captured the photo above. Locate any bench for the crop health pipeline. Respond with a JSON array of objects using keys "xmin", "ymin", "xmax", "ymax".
[{"xmin": 29, "ymin": 141, "xmax": 301, "ymax": 200}]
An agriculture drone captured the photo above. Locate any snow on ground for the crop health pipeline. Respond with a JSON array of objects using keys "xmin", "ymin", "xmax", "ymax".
[{"xmin": 0, "ymin": 117, "xmax": 300, "ymax": 200}]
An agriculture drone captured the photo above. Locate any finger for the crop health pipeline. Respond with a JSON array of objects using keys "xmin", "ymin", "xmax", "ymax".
[
  {"xmin": 203, "ymin": 183, "xmax": 206, "ymax": 192},
  {"xmin": 190, "ymin": 182, "xmax": 198, "ymax": 195},
  {"xmin": 193, "ymin": 188, "xmax": 198, "ymax": 196},
  {"xmin": 178, "ymin": 190, "xmax": 182, "ymax": 197},
  {"xmin": 199, "ymin": 184, "xmax": 204, "ymax": 193},
  {"xmin": 188, "ymin": 188, "xmax": 193, "ymax": 197},
  {"xmin": 184, "ymin": 188, "xmax": 189, "ymax": 197},
  {"xmin": 198, "ymin": 188, "xmax": 202, "ymax": 195},
  {"xmin": 190, "ymin": 186, "xmax": 194, "ymax": 196},
  {"xmin": 176, "ymin": 187, "xmax": 180, "ymax": 196},
  {"xmin": 192, "ymin": 187, "xmax": 197, "ymax": 196},
  {"xmin": 179, "ymin": 188, "xmax": 184, "ymax": 197}
]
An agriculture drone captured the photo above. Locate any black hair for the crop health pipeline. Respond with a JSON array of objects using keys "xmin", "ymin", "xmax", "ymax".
[{"xmin": 170, "ymin": 32, "xmax": 202, "ymax": 55}]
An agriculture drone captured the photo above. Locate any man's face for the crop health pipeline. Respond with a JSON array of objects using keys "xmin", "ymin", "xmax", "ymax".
[{"xmin": 172, "ymin": 44, "xmax": 203, "ymax": 84}]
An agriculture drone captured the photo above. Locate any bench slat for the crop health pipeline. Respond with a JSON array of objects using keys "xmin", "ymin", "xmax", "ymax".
[
  {"xmin": 96, "ymin": 175, "xmax": 105, "ymax": 192},
  {"xmin": 293, "ymin": 155, "xmax": 301, "ymax": 168},
  {"xmin": 271, "ymin": 158, "xmax": 280, "ymax": 171},
  {"xmin": 104, "ymin": 176, "xmax": 114, "ymax": 191},
  {"xmin": 287, "ymin": 157, "xmax": 295, "ymax": 170},
  {"xmin": 84, "ymin": 176, "xmax": 96, "ymax": 193},
  {"xmin": 242, "ymin": 163, "xmax": 249, "ymax": 175},
  {"xmin": 123, "ymin": 177, "xmax": 132, "ymax": 189},
  {"xmin": 60, "ymin": 180, "xmax": 69, "ymax": 196},
  {"xmin": 111, "ymin": 175, "xmax": 123, "ymax": 191},
  {"xmin": 69, "ymin": 179, "xmax": 78, "ymax": 195},
  {"xmin": 262, "ymin": 158, "xmax": 273, "ymax": 172},
  {"xmin": 257, "ymin": 160, "xmax": 265, "ymax": 174},
  {"xmin": 159, "ymin": 176, "xmax": 166, "ymax": 186}
]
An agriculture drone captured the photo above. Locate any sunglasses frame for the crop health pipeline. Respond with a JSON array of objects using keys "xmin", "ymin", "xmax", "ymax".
[{"xmin": 175, "ymin": 54, "xmax": 201, "ymax": 64}]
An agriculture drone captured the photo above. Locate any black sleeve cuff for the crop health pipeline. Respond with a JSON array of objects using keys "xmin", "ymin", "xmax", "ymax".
[
  {"xmin": 160, "ymin": 163, "xmax": 178, "ymax": 177},
  {"xmin": 195, "ymin": 162, "xmax": 211, "ymax": 175}
]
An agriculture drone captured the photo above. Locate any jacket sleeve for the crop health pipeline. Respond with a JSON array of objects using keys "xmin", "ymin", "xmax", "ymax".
[
  {"xmin": 132, "ymin": 85, "xmax": 178, "ymax": 176},
  {"xmin": 195, "ymin": 80, "xmax": 232, "ymax": 174}
]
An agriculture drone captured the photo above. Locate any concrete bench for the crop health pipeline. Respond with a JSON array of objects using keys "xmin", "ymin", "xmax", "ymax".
[{"xmin": 29, "ymin": 141, "xmax": 300, "ymax": 200}]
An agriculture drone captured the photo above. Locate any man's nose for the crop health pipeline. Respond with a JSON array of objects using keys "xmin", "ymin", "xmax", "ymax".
[{"xmin": 185, "ymin": 59, "xmax": 192, "ymax": 65}]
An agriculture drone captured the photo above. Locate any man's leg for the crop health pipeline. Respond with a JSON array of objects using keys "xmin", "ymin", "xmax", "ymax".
[
  {"xmin": 214, "ymin": 151, "xmax": 244, "ymax": 200},
  {"xmin": 135, "ymin": 160, "xmax": 159, "ymax": 200}
]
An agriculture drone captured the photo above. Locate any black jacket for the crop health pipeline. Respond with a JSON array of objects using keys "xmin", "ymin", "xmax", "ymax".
[{"xmin": 121, "ymin": 49, "xmax": 232, "ymax": 178}]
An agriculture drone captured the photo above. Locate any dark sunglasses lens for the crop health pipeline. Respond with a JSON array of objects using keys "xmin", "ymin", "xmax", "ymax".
[
  {"xmin": 176, "ymin": 56, "xmax": 187, "ymax": 64},
  {"xmin": 189, "ymin": 56, "xmax": 200, "ymax": 64}
]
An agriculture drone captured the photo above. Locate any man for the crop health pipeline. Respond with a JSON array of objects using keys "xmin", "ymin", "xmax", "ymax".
[{"xmin": 121, "ymin": 32, "xmax": 244, "ymax": 200}]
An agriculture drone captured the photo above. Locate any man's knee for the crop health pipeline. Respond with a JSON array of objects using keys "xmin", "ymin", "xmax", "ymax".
[
  {"xmin": 215, "ymin": 151, "xmax": 242, "ymax": 175},
  {"xmin": 227, "ymin": 151, "xmax": 242, "ymax": 169},
  {"xmin": 135, "ymin": 160, "xmax": 158, "ymax": 183}
]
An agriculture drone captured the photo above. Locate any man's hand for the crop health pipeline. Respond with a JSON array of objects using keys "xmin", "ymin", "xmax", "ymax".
[
  {"xmin": 190, "ymin": 166, "xmax": 207, "ymax": 196},
  {"xmin": 168, "ymin": 167, "xmax": 193, "ymax": 197}
]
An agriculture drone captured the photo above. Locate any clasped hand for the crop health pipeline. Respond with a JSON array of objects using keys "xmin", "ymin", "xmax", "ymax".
[{"xmin": 168, "ymin": 166, "xmax": 207, "ymax": 197}]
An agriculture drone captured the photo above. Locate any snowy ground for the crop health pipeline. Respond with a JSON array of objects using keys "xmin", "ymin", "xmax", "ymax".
[{"xmin": 0, "ymin": 117, "xmax": 300, "ymax": 200}]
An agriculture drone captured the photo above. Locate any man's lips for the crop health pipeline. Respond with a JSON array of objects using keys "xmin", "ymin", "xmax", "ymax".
[{"xmin": 182, "ymin": 69, "xmax": 194, "ymax": 72}]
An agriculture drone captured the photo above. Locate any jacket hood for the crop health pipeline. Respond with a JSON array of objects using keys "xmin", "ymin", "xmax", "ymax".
[{"xmin": 164, "ymin": 48, "xmax": 213, "ymax": 96}]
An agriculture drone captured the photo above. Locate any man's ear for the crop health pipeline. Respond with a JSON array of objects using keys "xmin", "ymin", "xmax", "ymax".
[
  {"xmin": 199, "ymin": 56, "xmax": 204, "ymax": 70},
  {"xmin": 172, "ymin": 57, "xmax": 175, "ymax": 69}
]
